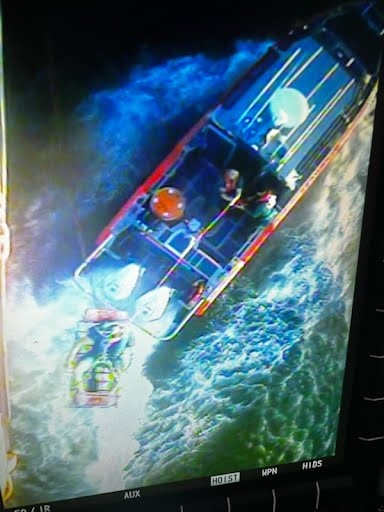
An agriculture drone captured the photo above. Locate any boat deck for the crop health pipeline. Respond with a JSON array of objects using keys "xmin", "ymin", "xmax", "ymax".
[
  {"xmin": 76, "ymin": 28, "xmax": 373, "ymax": 338},
  {"xmin": 136, "ymin": 138, "xmax": 282, "ymax": 266},
  {"xmin": 213, "ymin": 35, "xmax": 359, "ymax": 181}
]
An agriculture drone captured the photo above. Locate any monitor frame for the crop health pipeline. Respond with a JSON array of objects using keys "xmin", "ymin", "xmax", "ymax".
[{"xmin": 1, "ymin": 1, "xmax": 384, "ymax": 511}]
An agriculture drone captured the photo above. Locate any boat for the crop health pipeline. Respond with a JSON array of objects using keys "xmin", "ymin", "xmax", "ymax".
[
  {"xmin": 66, "ymin": 309, "xmax": 135, "ymax": 408},
  {"xmin": 74, "ymin": 2, "xmax": 383, "ymax": 340},
  {"xmin": 0, "ymin": 2, "xmax": 383, "ymax": 499}
]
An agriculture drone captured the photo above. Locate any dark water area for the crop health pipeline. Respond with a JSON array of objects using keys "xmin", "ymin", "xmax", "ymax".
[{"xmin": 5, "ymin": 40, "xmax": 272, "ymax": 300}]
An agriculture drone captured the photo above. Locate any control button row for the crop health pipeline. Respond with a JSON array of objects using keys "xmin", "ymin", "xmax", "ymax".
[
  {"xmin": 362, "ymin": 354, "xmax": 384, "ymax": 398},
  {"xmin": 358, "ymin": 399, "xmax": 384, "ymax": 441},
  {"xmin": 177, "ymin": 479, "xmax": 351, "ymax": 511},
  {"xmin": 370, "ymin": 310, "xmax": 384, "ymax": 357}
]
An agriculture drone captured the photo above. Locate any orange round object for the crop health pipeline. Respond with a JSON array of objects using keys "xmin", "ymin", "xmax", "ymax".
[{"xmin": 150, "ymin": 187, "xmax": 186, "ymax": 221}]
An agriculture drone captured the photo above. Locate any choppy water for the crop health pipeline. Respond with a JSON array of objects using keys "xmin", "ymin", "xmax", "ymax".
[
  {"xmin": 4, "ymin": 39, "xmax": 375, "ymax": 506},
  {"xmin": 123, "ymin": 105, "xmax": 374, "ymax": 486}
]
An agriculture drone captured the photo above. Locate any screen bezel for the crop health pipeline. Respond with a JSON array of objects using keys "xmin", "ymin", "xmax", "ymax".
[{"xmin": 1, "ymin": 1, "xmax": 384, "ymax": 510}]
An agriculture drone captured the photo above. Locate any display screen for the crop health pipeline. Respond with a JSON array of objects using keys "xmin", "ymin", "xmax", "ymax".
[{"xmin": 0, "ymin": 1, "xmax": 383, "ymax": 510}]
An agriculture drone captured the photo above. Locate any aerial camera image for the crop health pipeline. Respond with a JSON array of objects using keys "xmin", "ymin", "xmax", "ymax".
[{"xmin": 0, "ymin": 1, "xmax": 383, "ymax": 507}]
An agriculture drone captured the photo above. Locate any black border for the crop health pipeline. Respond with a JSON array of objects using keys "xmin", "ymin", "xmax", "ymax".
[
  {"xmin": 2, "ymin": 1, "xmax": 384, "ymax": 511},
  {"xmin": 337, "ymin": 59, "xmax": 384, "ymax": 457}
]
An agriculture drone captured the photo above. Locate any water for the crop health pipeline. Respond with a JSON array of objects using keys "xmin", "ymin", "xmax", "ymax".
[
  {"xmin": 124, "ymin": 113, "xmax": 373, "ymax": 484},
  {"xmin": 4, "ymin": 39, "xmax": 375, "ymax": 506}
]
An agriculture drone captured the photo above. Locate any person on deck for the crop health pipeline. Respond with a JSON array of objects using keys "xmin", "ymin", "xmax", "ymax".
[
  {"xmin": 219, "ymin": 169, "xmax": 244, "ymax": 204},
  {"xmin": 248, "ymin": 190, "xmax": 278, "ymax": 219}
]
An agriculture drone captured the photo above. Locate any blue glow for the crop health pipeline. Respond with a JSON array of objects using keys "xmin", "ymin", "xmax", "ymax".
[{"xmin": 75, "ymin": 40, "xmax": 273, "ymax": 211}]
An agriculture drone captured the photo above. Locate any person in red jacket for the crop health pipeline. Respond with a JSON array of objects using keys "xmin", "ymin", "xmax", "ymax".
[{"xmin": 248, "ymin": 190, "xmax": 277, "ymax": 219}]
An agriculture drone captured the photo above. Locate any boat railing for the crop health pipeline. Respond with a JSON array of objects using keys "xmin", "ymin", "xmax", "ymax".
[
  {"xmin": 140, "ymin": 229, "xmax": 211, "ymax": 280},
  {"xmin": 280, "ymin": 78, "xmax": 356, "ymax": 171},
  {"xmin": 232, "ymin": 216, "xmax": 273, "ymax": 263},
  {"xmin": 299, "ymin": 116, "xmax": 345, "ymax": 172},
  {"xmin": 230, "ymin": 116, "xmax": 354, "ymax": 263},
  {"xmin": 236, "ymin": 48, "xmax": 302, "ymax": 127},
  {"xmin": 297, "ymin": 81, "xmax": 374, "ymax": 180},
  {"xmin": 149, "ymin": 145, "xmax": 191, "ymax": 192},
  {"xmin": 267, "ymin": 54, "xmax": 344, "ymax": 164},
  {"xmin": 141, "ymin": 193, "xmax": 241, "ymax": 292},
  {"xmin": 73, "ymin": 233, "xmax": 115, "ymax": 293},
  {"xmin": 220, "ymin": 47, "xmax": 280, "ymax": 111}
]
